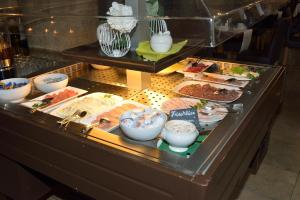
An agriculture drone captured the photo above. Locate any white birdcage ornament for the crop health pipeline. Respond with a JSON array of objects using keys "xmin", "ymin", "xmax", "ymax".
[
  {"xmin": 149, "ymin": 19, "xmax": 168, "ymax": 36},
  {"xmin": 95, "ymin": 2, "xmax": 138, "ymax": 57},
  {"xmin": 97, "ymin": 23, "xmax": 131, "ymax": 58}
]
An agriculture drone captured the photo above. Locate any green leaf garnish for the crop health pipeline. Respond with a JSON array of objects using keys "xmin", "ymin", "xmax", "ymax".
[
  {"xmin": 191, "ymin": 100, "xmax": 208, "ymax": 109},
  {"xmin": 104, "ymin": 94, "xmax": 112, "ymax": 98},
  {"xmin": 231, "ymin": 66, "xmax": 247, "ymax": 75},
  {"xmin": 247, "ymin": 73, "xmax": 256, "ymax": 80}
]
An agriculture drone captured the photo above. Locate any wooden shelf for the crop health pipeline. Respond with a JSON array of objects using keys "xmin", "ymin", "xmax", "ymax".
[{"xmin": 62, "ymin": 42, "xmax": 202, "ymax": 73}]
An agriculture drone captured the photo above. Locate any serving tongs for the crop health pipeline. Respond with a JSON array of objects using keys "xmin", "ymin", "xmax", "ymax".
[
  {"xmin": 57, "ymin": 110, "xmax": 88, "ymax": 130},
  {"xmin": 200, "ymin": 103, "xmax": 243, "ymax": 115},
  {"xmin": 30, "ymin": 97, "xmax": 54, "ymax": 113},
  {"xmin": 81, "ymin": 118, "xmax": 111, "ymax": 135},
  {"xmin": 225, "ymin": 78, "xmax": 238, "ymax": 82}
]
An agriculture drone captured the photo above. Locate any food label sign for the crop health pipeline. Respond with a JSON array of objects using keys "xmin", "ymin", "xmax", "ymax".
[{"xmin": 169, "ymin": 108, "xmax": 201, "ymax": 129}]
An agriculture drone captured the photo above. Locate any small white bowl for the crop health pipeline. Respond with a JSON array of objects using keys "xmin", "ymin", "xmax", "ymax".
[
  {"xmin": 161, "ymin": 120, "xmax": 199, "ymax": 152},
  {"xmin": 150, "ymin": 31, "xmax": 173, "ymax": 53},
  {"xmin": 0, "ymin": 78, "xmax": 31, "ymax": 103},
  {"xmin": 90, "ymin": 64, "xmax": 111, "ymax": 70},
  {"xmin": 120, "ymin": 109, "xmax": 167, "ymax": 141},
  {"xmin": 34, "ymin": 73, "xmax": 68, "ymax": 93}
]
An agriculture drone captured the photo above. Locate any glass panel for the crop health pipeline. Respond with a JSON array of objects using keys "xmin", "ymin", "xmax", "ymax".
[
  {"xmin": 0, "ymin": 0, "xmax": 289, "ymax": 52},
  {"xmin": 154, "ymin": 0, "xmax": 210, "ymax": 17},
  {"xmin": 203, "ymin": 0, "xmax": 288, "ymax": 17}
]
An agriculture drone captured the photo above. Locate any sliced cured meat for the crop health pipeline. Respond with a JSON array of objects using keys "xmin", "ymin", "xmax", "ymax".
[
  {"xmin": 178, "ymin": 84, "xmax": 240, "ymax": 102},
  {"xmin": 92, "ymin": 103, "xmax": 144, "ymax": 131},
  {"xmin": 161, "ymin": 98, "xmax": 199, "ymax": 114},
  {"xmin": 45, "ymin": 89, "xmax": 78, "ymax": 105}
]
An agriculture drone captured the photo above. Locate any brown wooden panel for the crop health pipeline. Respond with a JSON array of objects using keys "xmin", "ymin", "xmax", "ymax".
[
  {"xmin": 0, "ymin": 64, "xmax": 285, "ymax": 200},
  {"xmin": 191, "ymin": 67, "xmax": 285, "ymax": 200},
  {"xmin": 62, "ymin": 42, "xmax": 203, "ymax": 73},
  {"xmin": 0, "ymin": 116, "xmax": 193, "ymax": 200}
]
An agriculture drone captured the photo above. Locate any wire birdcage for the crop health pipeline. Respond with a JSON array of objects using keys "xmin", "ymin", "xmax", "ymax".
[
  {"xmin": 149, "ymin": 19, "xmax": 168, "ymax": 36},
  {"xmin": 97, "ymin": 23, "xmax": 131, "ymax": 57}
]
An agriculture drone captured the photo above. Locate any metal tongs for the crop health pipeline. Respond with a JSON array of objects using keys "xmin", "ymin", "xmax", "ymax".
[
  {"xmin": 57, "ymin": 110, "xmax": 87, "ymax": 130},
  {"xmin": 81, "ymin": 118, "xmax": 111, "ymax": 135},
  {"xmin": 201, "ymin": 103, "xmax": 243, "ymax": 115},
  {"xmin": 30, "ymin": 97, "xmax": 54, "ymax": 113}
]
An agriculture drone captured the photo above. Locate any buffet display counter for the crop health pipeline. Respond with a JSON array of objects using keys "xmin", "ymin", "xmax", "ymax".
[
  {"xmin": 0, "ymin": 1, "xmax": 288, "ymax": 199},
  {"xmin": 0, "ymin": 59, "xmax": 285, "ymax": 200}
]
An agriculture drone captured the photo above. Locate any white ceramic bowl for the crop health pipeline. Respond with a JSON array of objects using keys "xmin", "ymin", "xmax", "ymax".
[
  {"xmin": 34, "ymin": 73, "xmax": 68, "ymax": 93},
  {"xmin": 0, "ymin": 78, "xmax": 31, "ymax": 103},
  {"xmin": 161, "ymin": 120, "xmax": 199, "ymax": 152},
  {"xmin": 150, "ymin": 31, "xmax": 173, "ymax": 53},
  {"xmin": 120, "ymin": 109, "xmax": 167, "ymax": 141},
  {"xmin": 90, "ymin": 64, "xmax": 111, "ymax": 70}
]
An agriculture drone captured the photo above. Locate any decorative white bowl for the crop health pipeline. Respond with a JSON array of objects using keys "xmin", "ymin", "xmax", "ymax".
[
  {"xmin": 34, "ymin": 73, "xmax": 68, "ymax": 93},
  {"xmin": 161, "ymin": 120, "xmax": 199, "ymax": 152},
  {"xmin": 90, "ymin": 64, "xmax": 111, "ymax": 70},
  {"xmin": 0, "ymin": 78, "xmax": 31, "ymax": 103},
  {"xmin": 150, "ymin": 31, "xmax": 173, "ymax": 53},
  {"xmin": 120, "ymin": 109, "xmax": 167, "ymax": 141},
  {"xmin": 97, "ymin": 23, "xmax": 131, "ymax": 58}
]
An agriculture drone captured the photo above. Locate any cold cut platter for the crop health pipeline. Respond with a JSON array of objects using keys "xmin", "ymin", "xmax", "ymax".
[
  {"xmin": 173, "ymin": 81, "xmax": 243, "ymax": 103},
  {"xmin": 161, "ymin": 97, "xmax": 228, "ymax": 123}
]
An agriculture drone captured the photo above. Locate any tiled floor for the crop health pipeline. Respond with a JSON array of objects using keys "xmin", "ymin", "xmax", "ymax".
[{"xmin": 236, "ymin": 48, "xmax": 300, "ymax": 200}]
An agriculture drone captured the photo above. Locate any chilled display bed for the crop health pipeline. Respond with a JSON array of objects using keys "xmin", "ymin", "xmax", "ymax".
[{"xmin": 0, "ymin": 58, "xmax": 285, "ymax": 200}]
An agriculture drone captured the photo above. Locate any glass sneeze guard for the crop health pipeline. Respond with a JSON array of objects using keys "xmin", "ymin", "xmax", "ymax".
[{"xmin": 0, "ymin": 0, "xmax": 288, "ymax": 73}]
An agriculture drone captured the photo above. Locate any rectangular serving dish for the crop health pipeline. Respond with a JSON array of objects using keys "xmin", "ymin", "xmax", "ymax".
[
  {"xmin": 204, "ymin": 63, "xmax": 264, "ymax": 80},
  {"xmin": 88, "ymin": 100, "xmax": 148, "ymax": 132},
  {"xmin": 194, "ymin": 73, "xmax": 249, "ymax": 88},
  {"xmin": 176, "ymin": 61, "xmax": 215, "ymax": 78},
  {"xmin": 21, "ymin": 86, "xmax": 88, "ymax": 112},
  {"xmin": 50, "ymin": 94, "xmax": 146, "ymax": 132},
  {"xmin": 50, "ymin": 92, "xmax": 124, "ymax": 121},
  {"xmin": 173, "ymin": 81, "xmax": 243, "ymax": 103}
]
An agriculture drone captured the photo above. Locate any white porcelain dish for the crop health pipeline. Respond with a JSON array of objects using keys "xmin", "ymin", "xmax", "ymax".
[
  {"xmin": 176, "ymin": 61, "xmax": 214, "ymax": 78},
  {"xmin": 89, "ymin": 100, "xmax": 147, "ymax": 132},
  {"xmin": 120, "ymin": 108, "xmax": 167, "ymax": 141},
  {"xmin": 203, "ymin": 64, "xmax": 261, "ymax": 81},
  {"xmin": 173, "ymin": 81, "xmax": 243, "ymax": 103},
  {"xmin": 160, "ymin": 98, "xmax": 228, "ymax": 123},
  {"xmin": 50, "ymin": 92, "xmax": 123, "ymax": 126},
  {"xmin": 21, "ymin": 86, "xmax": 87, "ymax": 112},
  {"xmin": 161, "ymin": 120, "xmax": 199, "ymax": 152},
  {"xmin": 34, "ymin": 73, "xmax": 68, "ymax": 93},
  {"xmin": 194, "ymin": 73, "xmax": 249, "ymax": 88},
  {"xmin": 150, "ymin": 31, "xmax": 173, "ymax": 53},
  {"xmin": 0, "ymin": 78, "xmax": 31, "ymax": 103},
  {"xmin": 90, "ymin": 64, "xmax": 111, "ymax": 70}
]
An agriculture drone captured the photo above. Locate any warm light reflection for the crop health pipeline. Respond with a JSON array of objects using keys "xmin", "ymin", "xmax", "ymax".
[
  {"xmin": 53, "ymin": 30, "xmax": 58, "ymax": 34},
  {"xmin": 69, "ymin": 28, "xmax": 74, "ymax": 34},
  {"xmin": 50, "ymin": 20, "xmax": 55, "ymax": 24},
  {"xmin": 44, "ymin": 28, "xmax": 49, "ymax": 33},
  {"xmin": 27, "ymin": 27, "xmax": 33, "ymax": 32},
  {"xmin": 156, "ymin": 61, "xmax": 184, "ymax": 76},
  {"xmin": 142, "ymin": 89, "xmax": 168, "ymax": 110},
  {"xmin": 87, "ymin": 128, "xmax": 160, "ymax": 159}
]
